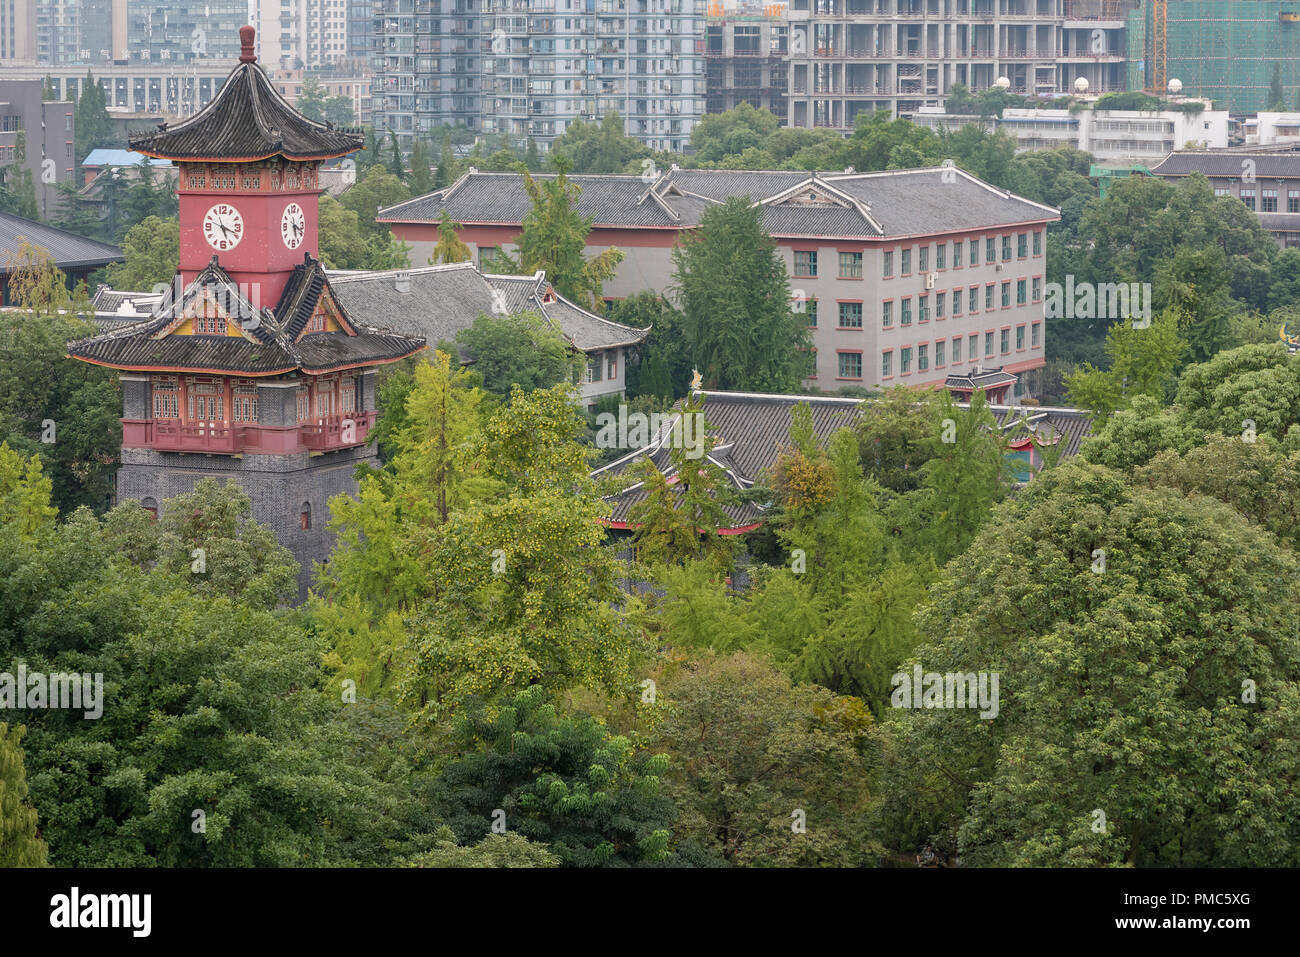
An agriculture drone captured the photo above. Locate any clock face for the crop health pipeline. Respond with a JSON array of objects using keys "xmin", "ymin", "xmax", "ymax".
[
  {"xmin": 281, "ymin": 202, "xmax": 306, "ymax": 250},
  {"xmin": 202, "ymin": 203, "xmax": 244, "ymax": 252}
]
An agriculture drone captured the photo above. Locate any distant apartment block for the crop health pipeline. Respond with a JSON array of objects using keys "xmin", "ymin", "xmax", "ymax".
[
  {"xmin": 379, "ymin": 165, "xmax": 1056, "ymax": 397},
  {"xmin": 252, "ymin": 0, "xmax": 352, "ymax": 69},
  {"xmin": 911, "ymin": 100, "xmax": 1229, "ymax": 163},
  {"xmin": 0, "ymin": 78, "xmax": 74, "ymax": 219},
  {"xmin": 371, "ymin": 0, "xmax": 706, "ymax": 157},
  {"xmin": 705, "ymin": 4, "xmax": 789, "ymax": 121},
  {"xmin": 23, "ymin": 0, "xmax": 244, "ymax": 65},
  {"xmin": 1, "ymin": 0, "xmax": 37, "ymax": 60},
  {"xmin": 1242, "ymin": 113, "xmax": 1300, "ymax": 148},
  {"xmin": 1150, "ymin": 150, "xmax": 1300, "ymax": 249},
  {"xmin": 785, "ymin": 0, "xmax": 1136, "ymax": 130},
  {"xmin": 269, "ymin": 68, "xmax": 374, "ymax": 126},
  {"xmin": 11, "ymin": 60, "xmax": 232, "ymax": 118}
]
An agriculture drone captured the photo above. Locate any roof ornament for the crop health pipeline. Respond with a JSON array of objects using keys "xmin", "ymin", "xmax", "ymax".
[
  {"xmin": 690, "ymin": 368, "xmax": 703, "ymax": 393},
  {"xmin": 239, "ymin": 25, "xmax": 257, "ymax": 64}
]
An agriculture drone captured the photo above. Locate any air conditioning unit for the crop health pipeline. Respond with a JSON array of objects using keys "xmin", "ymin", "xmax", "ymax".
[
  {"xmin": 995, "ymin": 263, "xmax": 1004, "ymax": 273},
  {"xmin": 925, "ymin": 272, "xmax": 937, "ymax": 289}
]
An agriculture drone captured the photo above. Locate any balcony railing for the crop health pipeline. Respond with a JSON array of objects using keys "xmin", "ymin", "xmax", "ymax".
[{"xmin": 126, "ymin": 412, "xmax": 376, "ymax": 456}]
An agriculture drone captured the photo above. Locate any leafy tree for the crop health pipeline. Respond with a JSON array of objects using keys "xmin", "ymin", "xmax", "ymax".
[
  {"xmin": 884, "ymin": 461, "xmax": 1300, "ymax": 866},
  {"xmin": 454, "ymin": 311, "xmax": 582, "ymax": 397},
  {"xmin": 671, "ymin": 196, "xmax": 811, "ymax": 391},
  {"xmin": 1079, "ymin": 395, "xmax": 1202, "ymax": 472},
  {"xmin": 889, "ymin": 390, "xmax": 1012, "ymax": 567},
  {"xmin": 689, "ymin": 103, "xmax": 780, "ymax": 165},
  {"xmin": 628, "ymin": 392, "xmax": 739, "ymax": 575},
  {"xmin": 839, "ymin": 110, "xmax": 941, "ymax": 173},
  {"xmin": 0, "ymin": 245, "xmax": 119, "ymax": 513},
  {"xmin": 51, "ymin": 180, "xmax": 105, "ymax": 240},
  {"xmin": 1064, "ymin": 308, "xmax": 1187, "ymax": 422},
  {"xmin": 296, "ymin": 77, "xmax": 330, "ymax": 123},
  {"xmin": 119, "ymin": 157, "xmax": 177, "ymax": 231},
  {"xmin": 1174, "ymin": 342, "xmax": 1300, "ymax": 438},
  {"xmin": 317, "ymin": 194, "xmax": 370, "ymax": 268},
  {"xmin": 429, "ymin": 211, "xmax": 471, "ymax": 264},
  {"xmin": 0, "ymin": 723, "xmax": 50, "ymax": 867},
  {"xmin": 854, "ymin": 386, "xmax": 945, "ymax": 493},
  {"xmin": 432, "ymin": 128, "xmax": 457, "ymax": 190},
  {"xmin": 754, "ymin": 413, "xmax": 926, "ymax": 704},
  {"xmin": 1269, "ymin": 62, "xmax": 1287, "ymax": 111},
  {"xmin": 0, "ymin": 132, "xmax": 39, "ymax": 221},
  {"xmin": 73, "ymin": 72, "xmax": 116, "ymax": 169},
  {"xmin": 0, "ymin": 458, "xmax": 436, "ymax": 867},
  {"xmin": 152, "ymin": 479, "xmax": 299, "ymax": 608},
  {"xmin": 408, "ymin": 138, "xmax": 435, "ymax": 196},
  {"xmin": 398, "ymin": 827, "xmax": 559, "ymax": 867},
  {"xmin": 1267, "ymin": 247, "xmax": 1300, "ymax": 311},
  {"xmin": 387, "ymin": 131, "xmax": 405, "ymax": 178},
  {"xmin": 550, "ymin": 112, "xmax": 650, "ymax": 174},
  {"xmin": 1136, "ymin": 433, "xmax": 1300, "ymax": 554},
  {"xmin": 402, "ymin": 384, "xmax": 643, "ymax": 716},
  {"xmin": 517, "ymin": 161, "xmax": 624, "ymax": 313},
  {"xmin": 651, "ymin": 651, "xmax": 881, "ymax": 867},
  {"xmin": 613, "ymin": 292, "xmax": 690, "ymax": 401},
  {"xmin": 104, "ymin": 216, "xmax": 178, "ymax": 290},
  {"xmin": 434, "ymin": 686, "xmax": 676, "ymax": 866},
  {"xmin": 323, "ymin": 94, "xmax": 355, "ymax": 129},
  {"xmin": 340, "ymin": 166, "xmax": 411, "ymax": 240}
]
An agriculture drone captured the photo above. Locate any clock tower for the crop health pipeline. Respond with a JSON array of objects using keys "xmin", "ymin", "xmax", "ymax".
[
  {"xmin": 130, "ymin": 25, "xmax": 356, "ymax": 308},
  {"xmin": 69, "ymin": 26, "xmax": 426, "ymax": 600}
]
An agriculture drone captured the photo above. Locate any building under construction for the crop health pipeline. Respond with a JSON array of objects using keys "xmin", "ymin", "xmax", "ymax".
[{"xmin": 1128, "ymin": 1, "xmax": 1300, "ymax": 112}]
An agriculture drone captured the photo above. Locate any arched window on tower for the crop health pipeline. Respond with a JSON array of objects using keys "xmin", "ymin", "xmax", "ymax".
[
  {"xmin": 141, "ymin": 497, "xmax": 158, "ymax": 520},
  {"xmin": 300, "ymin": 501, "xmax": 311, "ymax": 530}
]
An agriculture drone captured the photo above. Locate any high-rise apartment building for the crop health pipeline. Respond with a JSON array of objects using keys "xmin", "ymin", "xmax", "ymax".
[
  {"xmin": 127, "ymin": 0, "xmax": 247, "ymax": 63},
  {"xmin": 347, "ymin": 0, "xmax": 373, "ymax": 67},
  {"xmin": 252, "ymin": 0, "xmax": 351, "ymax": 69},
  {"xmin": 786, "ymin": 0, "xmax": 1134, "ymax": 130},
  {"xmin": 1, "ymin": 0, "xmax": 38, "ymax": 60},
  {"xmin": 705, "ymin": 5, "xmax": 789, "ymax": 121},
  {"xmin": 25, "ymin": 0, "xmax": 242, "ymax": 64},
  {"xmin": 0, "ymin": 79, "xmax": 75, "ymax": 218},
  {"xmin": 371, "ymin": 0, "xmax": 481, "ymax": 151},
  {"xmin": 372, "ymin": 0, "xmax": 705, "ymax": 157}
]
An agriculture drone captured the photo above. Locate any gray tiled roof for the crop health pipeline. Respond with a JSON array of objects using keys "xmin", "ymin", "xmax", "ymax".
[
  {"xmin": 0, "ymin": 212, "xmax": 122, "ymax": 273},
  {"xmin": 326, "ymin": 262, "xmax": 648, "ymax": 356},
  {"xmin": 91, "ymin": 285, "xmax": 161, "ymax": 314},
  {"xmin": 68, "ymin": 257, "xmax": 424, "ymax": 374},
  {"xmin": 1258, "ymin": 212, "xmax": 1300, "ymax": 232},
  {"xmin": 657, "ymin": 168, "xmax": 810, "ymax": 204},
  {"xmin": 380, "ymin": 166, "xmax": 1057, "ymax": 239},
  {"xmin": 595, "ymin": 390, "xmax": 1093, "ymax": 529},
  {"xmin": 378, "ymin": 172, "xmax": 679, "ymax": 227},
  {"xmin": 1150, "ymin": 151, "xmax": 1300, "ymax": 179},
  {"xmin": 128, "ymin": 60, "xmax": 361, "ymax": 162},
  {"xmin": 824, "ymin": 169, "xmax": 1056, "ymax": 235}
]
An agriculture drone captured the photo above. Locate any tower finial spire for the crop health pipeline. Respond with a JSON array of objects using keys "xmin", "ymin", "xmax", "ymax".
[{"xmin": 239, "ymin": 25, "xmax": 256, "ymax": 63}]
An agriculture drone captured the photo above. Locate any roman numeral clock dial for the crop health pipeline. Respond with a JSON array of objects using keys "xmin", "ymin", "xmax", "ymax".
[
  {"xmin": 202, "ymin": 203, "xmax": 244, "ymax": 251},
  {"xmin": 282, "ymin": 202, "xmax": 306, "ymax": 250}
]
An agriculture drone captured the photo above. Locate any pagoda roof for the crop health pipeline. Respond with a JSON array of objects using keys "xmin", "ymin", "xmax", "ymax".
[
  {"xmin": 127, "ymin": 28, "xmax": 362, "ymax": 163},
  {"xmin": 66, "ymin": 256, "xmax": 424, "ymax": 376}
]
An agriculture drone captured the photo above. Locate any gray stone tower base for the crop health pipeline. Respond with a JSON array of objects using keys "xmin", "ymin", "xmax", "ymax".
[{"xmin": 118, "ymin": 443, "xmax": 377, "ymax": 601}]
